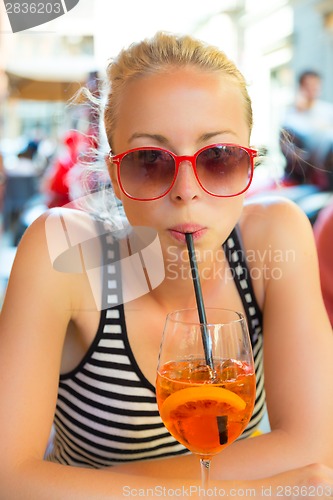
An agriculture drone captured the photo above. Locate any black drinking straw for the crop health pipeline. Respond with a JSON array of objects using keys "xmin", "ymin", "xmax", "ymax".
[{"xmin": 185, "ymin": 233, "xmax": 214, "ymax": 370}]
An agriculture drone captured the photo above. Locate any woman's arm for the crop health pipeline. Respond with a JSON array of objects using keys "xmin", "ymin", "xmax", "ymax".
[
  {"xmin": 217, "ymin": 199, "xmax": 333, "ymax": 478},
  {"xmin": 261, "ymin": 200, "xmax": 333, "ymax": 466},
  {"xmin": 214, "ymin": 199, "xmax": 333, "ymax": 478}
]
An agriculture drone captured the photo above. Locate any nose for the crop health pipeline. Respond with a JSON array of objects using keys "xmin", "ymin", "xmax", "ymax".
[{"xmin": 170, "ymin": 160, "xmax": 201, "ymax": 202}]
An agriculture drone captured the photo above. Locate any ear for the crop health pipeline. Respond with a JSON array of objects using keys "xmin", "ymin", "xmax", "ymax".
[{"xmin": 105, "ymin": 154, "xmax": 122, "ymax": 200}]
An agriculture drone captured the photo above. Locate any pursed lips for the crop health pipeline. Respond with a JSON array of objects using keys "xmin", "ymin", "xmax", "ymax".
[{"xmin": 168, "ymin": 224, "xmax": 207, "ymax": 242}]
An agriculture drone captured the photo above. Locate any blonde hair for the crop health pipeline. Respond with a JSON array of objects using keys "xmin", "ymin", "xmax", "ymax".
[{"xmin": 104, "ymin": 31, "xmax": 253, "ymax": 149}]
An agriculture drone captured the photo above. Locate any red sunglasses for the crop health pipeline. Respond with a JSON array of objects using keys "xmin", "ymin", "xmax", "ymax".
[{"xmin": 109, "ymin": 143, "xmax": 257, "ymax": 201}]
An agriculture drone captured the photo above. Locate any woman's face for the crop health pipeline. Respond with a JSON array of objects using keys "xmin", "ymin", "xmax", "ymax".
[{"xmin": 109, "ymin": 67, "xmax": 251, "ymax": 253}]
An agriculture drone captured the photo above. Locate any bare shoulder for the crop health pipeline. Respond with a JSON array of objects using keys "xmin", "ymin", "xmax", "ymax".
[
  {"xmin": 17, "ymin": 207, "xmax": 104, "ymax": 270},
  {"xmin": 18, "ymin": 206, "xmax": 99, "ymax": 244},
  {"xmin": 243, "ymin": 194, "xmax": 311, "ymax": 226},
  {"xmin": 241, "ymin": 195, "xmax": 314, "ymax": 250},
  {"xmin": 238, "ymin": 196, "xmax": 318, "ymax": 309},
  {"xmin": 4, "ymin": 207, "xmax": 105, "ymax": 316}
]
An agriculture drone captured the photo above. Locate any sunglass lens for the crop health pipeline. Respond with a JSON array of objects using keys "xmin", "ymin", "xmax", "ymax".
[
  {"xmin": 197, "ymin": 145, "xmax": 251, "ymax": 196},
  {"xmin": 120, "ymin": 149, "xmax": 176, "ymax": 200}
]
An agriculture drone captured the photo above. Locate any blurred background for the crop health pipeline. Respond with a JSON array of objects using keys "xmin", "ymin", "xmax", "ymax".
[{"xmin": 1, "ymin": 0, "xmax": 333, "ymax": 304}]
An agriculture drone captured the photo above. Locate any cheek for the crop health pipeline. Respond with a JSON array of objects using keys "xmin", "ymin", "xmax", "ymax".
[
  {"xmin": 229, "ymin": 198, "xmax": 245, "ymax": 225},
  {"xmin": 120, "ymin": 200, "xmax": 155, "ymax": 227},
  {"xmin": 213, "ymin": 197, "xmax": 244, "ymax": 234},
  {"xmin": 232, "ymin": 197, "xmax": 245, "ymax": 218}
]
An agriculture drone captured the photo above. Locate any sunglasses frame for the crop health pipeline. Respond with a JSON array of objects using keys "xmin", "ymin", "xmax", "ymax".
[{"xmin": 109, "ymin": 143, "xmax": 258, "ymax": 201}]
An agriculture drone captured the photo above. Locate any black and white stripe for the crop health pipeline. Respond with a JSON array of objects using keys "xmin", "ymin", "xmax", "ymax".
[
  {"xmin": 47, "ymin": 227, "xmax": 265, "ymax": 467},
  {"xmin": 224, "ymin": 228, "xmax": 265, "ymax": 438}
]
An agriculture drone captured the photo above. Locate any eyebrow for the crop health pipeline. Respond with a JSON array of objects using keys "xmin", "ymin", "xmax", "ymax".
[
  {"xmin": 198, "ymin": 130, "xmax": 238, "ymax": 142},
  {"xmin": 129, "ymin": 130, "xmax": 238, "ymax": 146},
  {"xmin": 129, "ymin": 133, "xmax": 170, "ymax": 146}
]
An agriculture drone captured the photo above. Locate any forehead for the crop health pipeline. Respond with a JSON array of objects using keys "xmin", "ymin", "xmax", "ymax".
[
  {"xmin": 113, "ymin": 68, "xmax": 249, "ymax": 147},
  {"xmin": 119, "ymin": 67, "xmax": 243, "ymax": 109}
]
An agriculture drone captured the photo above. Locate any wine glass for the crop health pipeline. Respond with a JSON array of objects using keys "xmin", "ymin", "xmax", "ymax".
[{"xmin": 156, "ymin": 308, "xmax": 256, "ymax": 490}]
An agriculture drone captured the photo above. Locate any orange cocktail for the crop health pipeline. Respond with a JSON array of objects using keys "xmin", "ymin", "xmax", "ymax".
[{"xmin": 156, "ymin": 358, "xmax": 255, "ymax": 458}]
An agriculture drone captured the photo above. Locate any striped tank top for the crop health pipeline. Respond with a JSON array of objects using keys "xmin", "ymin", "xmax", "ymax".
[{"xmin": 46, "ymin": 226, "xmax": 265, "ymax": 467}]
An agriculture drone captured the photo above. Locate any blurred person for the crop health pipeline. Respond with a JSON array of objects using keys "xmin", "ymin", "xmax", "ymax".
[
  {"xmin": 41, "ymin": 129, "xmax": 95, "ymax": 208},
  {"xmin": 280, "ymin": 70, "xmax": 333, "ymax": 189},
  {"xmin": 313, "ymin": 200, "xmax": 333, "ymax": 326},
  {"xmin": 6, "ymin": 139, "xmax": 41, "ymax": 176},
  {"xmin": 2, "ymin": 138, "xmax": 42, "ymax": 233},
  {"xmin": 41, "ymin": 70, "xmax": 101, "ymax": 209},
  {"xmin": 0, "ymin": 32, "xmax": 333, "ymax": 499}
]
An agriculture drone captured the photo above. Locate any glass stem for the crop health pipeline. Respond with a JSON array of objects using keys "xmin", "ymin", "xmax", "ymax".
[{"xmin": 200, "ymin": 458, "xmax": 211, "ymax": 491}]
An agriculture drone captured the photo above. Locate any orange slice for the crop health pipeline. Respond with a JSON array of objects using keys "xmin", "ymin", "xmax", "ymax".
[{"xmin": 160, "ymin": 386, "xmax": 246, "ymax": 421}]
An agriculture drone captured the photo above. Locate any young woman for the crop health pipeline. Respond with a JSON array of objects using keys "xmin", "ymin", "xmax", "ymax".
[{"xmin": 1, "ymin": 32, "xmax": 333, "ymax": 499}]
